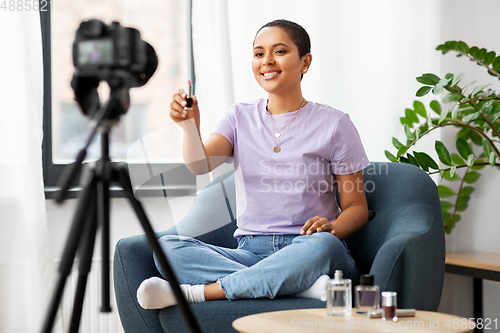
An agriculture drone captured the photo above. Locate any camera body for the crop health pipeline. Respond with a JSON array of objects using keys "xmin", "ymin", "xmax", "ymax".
[{"xmin": 73, "ymin": 20, "xmax": 156, "ymax": 88}]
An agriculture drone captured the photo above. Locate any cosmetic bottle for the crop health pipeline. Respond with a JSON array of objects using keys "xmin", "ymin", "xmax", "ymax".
[
  {"xmin": 326, "ymin": 270, "xmax": 352, "ymax": 316},
  {"xmin": 355, "ymin": 274, "xmax": 380, "ymax": 313},
  {"xmin": 381, "ymin": 291, "xmax": 398, "ymax": 321}
]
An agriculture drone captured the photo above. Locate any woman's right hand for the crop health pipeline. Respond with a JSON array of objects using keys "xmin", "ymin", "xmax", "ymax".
[{"xmin": 170, "ymin": 88, "xmax": 200, "ymax": 127}]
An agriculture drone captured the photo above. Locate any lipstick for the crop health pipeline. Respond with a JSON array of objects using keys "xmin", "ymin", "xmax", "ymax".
[{"xmin": 185, "ymin": 80, "xmax": 193, "ymax": 110}]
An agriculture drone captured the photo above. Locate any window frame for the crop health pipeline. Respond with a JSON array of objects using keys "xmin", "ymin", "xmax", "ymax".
[{"xmin": 40, "ymin": 2, "xmax": 196, "ymax": 199}]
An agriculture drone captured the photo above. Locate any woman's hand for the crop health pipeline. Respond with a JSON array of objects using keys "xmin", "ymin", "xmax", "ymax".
[
  {"xmin": 300, "ymin": 216, "xmax": 336, "ymax": 236},
  {"xmin": 170, "ymin": 88, "xmax": 200, "ymax": 128}
]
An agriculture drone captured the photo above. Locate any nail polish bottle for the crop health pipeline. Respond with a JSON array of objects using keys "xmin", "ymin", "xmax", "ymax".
[
  {"xmin": 326, "ymin": 270, "xmax": 352, "ymax": 316},
  {"xmin": 355, "ymin": 274, "xmax": 380, "ymax": 313},
  {"xmin": 381, "ymin": 291, "xmax": 398, "ymax": 321}
]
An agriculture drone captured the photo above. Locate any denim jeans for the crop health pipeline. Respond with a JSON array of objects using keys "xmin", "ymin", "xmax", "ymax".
[{"xmin": 154, "ymin": 232, "xmax": 358, "ymax": 301}]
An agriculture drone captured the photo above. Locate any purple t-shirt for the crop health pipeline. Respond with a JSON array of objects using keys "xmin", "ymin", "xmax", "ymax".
[{"xmin": 213, "ymin": 98, "xmax": 369, "ymax": 238}]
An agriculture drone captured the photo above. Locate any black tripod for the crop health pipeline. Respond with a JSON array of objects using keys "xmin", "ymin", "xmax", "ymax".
[{"xmin": 41, "ymin": 88, "xmax": 202, "ymax": 333}]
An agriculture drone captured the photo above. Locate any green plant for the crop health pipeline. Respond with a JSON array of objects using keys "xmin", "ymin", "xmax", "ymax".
[{"xmin": 385, "ymin": 40, "xmax": 500, "ymax": 234}]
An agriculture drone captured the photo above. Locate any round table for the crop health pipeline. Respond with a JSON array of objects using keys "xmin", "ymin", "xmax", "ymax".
[{"xmin": 232, "ymin": 308, "xmax": 474, "ymax": 332}]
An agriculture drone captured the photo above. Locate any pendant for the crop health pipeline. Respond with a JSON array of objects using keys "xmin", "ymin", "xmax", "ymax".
[
  {"xmin": 273, "ymin": 145, "xmax": 281, "ymax": 153},
  {"xmin": 275, "ymin": 132, "xmax": 281, "ymax": 138}
]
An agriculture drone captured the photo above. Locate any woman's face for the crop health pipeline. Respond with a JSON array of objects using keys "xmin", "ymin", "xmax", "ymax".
[{"xmin": 252, "ymin": 27, "xmax": 309, "ymax": 96}]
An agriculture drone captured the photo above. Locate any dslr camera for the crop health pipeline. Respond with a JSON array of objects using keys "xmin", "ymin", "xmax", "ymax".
[
  {"xmin": 71, "ymin": 19, "xmax": 157, "ymax": 117},
  {"xmin": 72, "ymin": 19, "xmax": 157, "ymax": 88}
]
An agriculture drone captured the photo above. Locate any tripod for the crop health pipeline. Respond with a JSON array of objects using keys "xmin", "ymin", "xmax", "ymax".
[{"xmin": 41, "ymin": 88, "xmax": 202, "ymax": 333}]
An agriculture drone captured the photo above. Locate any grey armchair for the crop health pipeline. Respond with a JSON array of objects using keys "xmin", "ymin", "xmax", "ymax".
[{"xmin": 113, "ymin": 162, "xmax": 445, "ymax": 333}]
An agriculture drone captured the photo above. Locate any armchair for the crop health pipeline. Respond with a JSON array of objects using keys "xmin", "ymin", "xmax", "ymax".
[{"xmin": 113, "ymin": 162, "xmax": 445, "ymax": 332}]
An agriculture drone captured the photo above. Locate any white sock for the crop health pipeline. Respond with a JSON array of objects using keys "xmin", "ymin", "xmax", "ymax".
[
  {"xmin": 137, "ymin": 277, "xmax": 206, "ymax": 309},
  {"xmin": 296, "ymin": 274, "xmax": 330, "ymax": 301}
]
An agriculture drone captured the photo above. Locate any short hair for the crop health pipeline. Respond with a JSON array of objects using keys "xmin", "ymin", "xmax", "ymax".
[{"xmin": 255, "ymin": 19, "xmax": 311, "ymax": 58}]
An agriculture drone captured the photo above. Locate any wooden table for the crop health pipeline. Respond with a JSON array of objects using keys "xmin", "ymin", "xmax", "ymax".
[
  {"xmin": 233, "ymin": 308, "xmax": 475, "ymax": 332},
  {"xmin": 445, "ymin": 251, "xmax": 500, "ymax": 328}
]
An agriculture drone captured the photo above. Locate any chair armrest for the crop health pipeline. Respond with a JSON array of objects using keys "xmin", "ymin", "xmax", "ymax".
[{"xmin": 369, "ymin": 202, "xmax": 445, "ymax": 311}]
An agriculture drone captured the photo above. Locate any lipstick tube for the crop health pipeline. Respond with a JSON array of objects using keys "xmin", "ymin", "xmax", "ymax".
[{"xmin": 185, "ymin": 80, "xmax": 193, "ymax": 110}]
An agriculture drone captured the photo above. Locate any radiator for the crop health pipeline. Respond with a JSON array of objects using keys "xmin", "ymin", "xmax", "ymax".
[{"xmin": 55, "ymin": 258, "xmax": 125, "ymax": 333}]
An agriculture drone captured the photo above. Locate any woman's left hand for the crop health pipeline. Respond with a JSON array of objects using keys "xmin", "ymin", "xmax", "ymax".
[{"xmin": 300, "ymin": 216, "xmax": 335, "ymax": 235}]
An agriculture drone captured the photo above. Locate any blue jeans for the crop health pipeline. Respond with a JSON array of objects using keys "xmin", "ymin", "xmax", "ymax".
[{"xmin": 154, "ymin": 232, "xmax": 358, "ymax": 301}]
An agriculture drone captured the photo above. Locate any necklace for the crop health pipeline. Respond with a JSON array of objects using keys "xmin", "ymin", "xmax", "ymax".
[{"xmin": 267, "ymin": 98, "xmax": 307, "ymax": 153}]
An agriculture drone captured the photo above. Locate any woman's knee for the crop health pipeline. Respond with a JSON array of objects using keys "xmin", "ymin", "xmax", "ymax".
[
  {"xmin": 157, "ymin": 234, "xmax": 197, "ymax": 253},
  {"xmin": 295, "ymin": 232, "xmax": 345, "ymax": 254}
]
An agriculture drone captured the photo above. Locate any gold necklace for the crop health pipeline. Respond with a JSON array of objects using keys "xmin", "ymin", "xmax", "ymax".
[{"xmin": 268, "ymin": 99, "xmax": 307, "ymax": 153}]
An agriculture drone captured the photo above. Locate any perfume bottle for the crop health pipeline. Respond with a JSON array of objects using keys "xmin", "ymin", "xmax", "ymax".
[
  {"xmin": 355, "ymin": 274, "xmax": 380, "ymax": 313},
  {"xmin": 381, "ymin": 291, "xmax": 398, "ymax": 321},
  {"xmin": 326, "ymin": 270, "xmax": 352, "ymax": 316}
]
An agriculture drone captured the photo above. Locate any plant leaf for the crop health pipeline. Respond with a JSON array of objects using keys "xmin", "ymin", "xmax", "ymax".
[
  {"xmin": 442, "ymin": 92, "xmax": 462, "ymax": 103},
  {"xmin": 413, "ymin": 101, "xmax": 426, "ymax": 118},
  {"xmin": 460, "ymin": 186, "xmax": 475, "ymax": 197},
  {"xmin": 450, "ymin": 163, "xmax": 457, "ymax": 178},
  {"xmin": 466, "ymin": 154, "xmax": 475, "ymax": 169},
  {"xmin": 443, "ymin": 168, "xmax": 461, "ymax": 181},
  {"xmin": 404, "ymin": 124, "xmax": 415, "ymax": 141},
  {"xmin": 438, "ymin": 109, "xmax": 448, "ymax": 124},
  {"xmin": 489, "ymin": 152, "xmax": 497, "ymax": 166},
  {"xmin": 451, "ymin": 104, "xmax": 460, "ymax": 121},
  {"xmin": 462, "ymin": 111, "xmax": 480, "ymax": 123},
  {"xmin": 492, "ymin": 56, "xmax": 500, "ymax": 71},
  {"xmin": 392, "ymin": 137, "xmax": 404, "ymax": 150},
  {"xmin": 471, "ymin": 84, "xmax": 491, "ymax": 96},
  {"xmin": 451, "ymin": 153, "xmax": 465, "ymax": 165},
  {"xmin": 464, "ymin": 171, "xmax": 481, "ymax": 183},
  {"xmin": 405, "ymin": 108, "xmax": 419, "ymax": 123},
  {"xmin": 483, "ymin": 51, "xmax": 496, "ymax": 66},
  {"xmin": 385, "ymin": 150, "xmax": 398, "ymax": 162},
  {"xmin": 437, "ymin": 185, "xmax": 456, "ymax": 198},
  {"xmin": 482, "ymin": 138, "xmax": 493, "ymax": 157},
  {"xmin": 416, "ymin": 73, "xmax": 441, "ymax": 85},
  {"xmin": 416, "ymin": 86, "xmax": 432, "ymax": 97},
  {"xmin": 406, "ymin": 153, "xmax": 420, "ymax": 168},
  {"xmin": 430, "ymin": 100, "xmax": 442, "ymax": 115},
  {"xmin": 440, "ymin": 201, "xmax": 453, "ymax": 212},
  {"xmin": 435, "ymin": 141, "xmax": 453, "ymax": 166},
  {"xmin": 456, "ymin": 137, "xmax": 473, "ymax": 160},
  {"xmin": 416, "ymin": 151, "xmax": 439, "ymax": 170},
  {"xmin": 452, "ymin": 73, "xmax": 464, "ymax": 87}
]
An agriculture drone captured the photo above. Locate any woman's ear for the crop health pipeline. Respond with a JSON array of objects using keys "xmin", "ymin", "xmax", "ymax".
[{"xmin": 302, "ymin": 53, "xmax": 312, "ymax": 73}]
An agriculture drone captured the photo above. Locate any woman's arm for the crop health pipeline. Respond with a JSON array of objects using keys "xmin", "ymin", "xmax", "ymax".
[
  {"xmin": 170, "ymin": 89, "xmax": 233, "ymax": 175},
  {"xmin": 300, "ymin": 170, "xmax": 368, "ymax": 240}
]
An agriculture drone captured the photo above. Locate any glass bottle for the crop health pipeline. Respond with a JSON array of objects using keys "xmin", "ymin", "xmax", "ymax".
[
  {"xmin": 381, "ymin": 291, "xmax": 398, "ymax": 321},
  {"xmin": 327, "ymin": 270, "xmax": 352, "ymax": 316},
  {"xmin": 355, "ymin": 274, "xmax": 380, "ymax": 313}
]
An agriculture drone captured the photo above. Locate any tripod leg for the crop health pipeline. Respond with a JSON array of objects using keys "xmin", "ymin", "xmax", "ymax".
[
  {"xmin": 69, "ymin": 193, "xmax": 99, "ymax": 333},
  {"xmin": 98, "ymin": 133, "xmax": 112, "ymax": 313},
  {"xmin": 41, "ymin": 174, "xmax": 98, "ymax": 333},
  {"xmin": 114, "ymin": 164, "xmax": 203, "ymax": 333}
]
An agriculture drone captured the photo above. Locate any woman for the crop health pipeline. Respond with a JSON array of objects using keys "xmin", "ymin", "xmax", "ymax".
[{"xmin": 137, "ymin": 19, "xmax": 369, "ymax": 309}]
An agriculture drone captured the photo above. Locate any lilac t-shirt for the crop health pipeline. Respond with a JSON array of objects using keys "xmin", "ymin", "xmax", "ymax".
[{"xmin": 213, "ymin": 98, "xmax": 369, "ymax": 238}]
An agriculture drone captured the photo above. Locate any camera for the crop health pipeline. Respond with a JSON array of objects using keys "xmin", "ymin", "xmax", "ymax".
[
  {"xmin": 71, "ymin": 20, "xmax": 158, "ymax": 118},
  {"xmin": 72, "ymin": 19, "xmax": 157, "ymax": 88}
]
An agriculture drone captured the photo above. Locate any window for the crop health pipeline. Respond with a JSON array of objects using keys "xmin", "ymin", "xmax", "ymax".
[{"xmin": 41, "ymin": 1, "xmax": 195, "ymax": 197}]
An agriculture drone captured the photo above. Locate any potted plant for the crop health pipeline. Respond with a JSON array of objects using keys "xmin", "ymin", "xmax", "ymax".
[{"xmin": 385, "ymin": 40, "xmax": 500, "ymax": 233}]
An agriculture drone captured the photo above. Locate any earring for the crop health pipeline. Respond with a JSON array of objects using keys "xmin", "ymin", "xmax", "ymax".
[{"xmin": 303, "ymin": 69, "xmax": 307, "ymax": 73}]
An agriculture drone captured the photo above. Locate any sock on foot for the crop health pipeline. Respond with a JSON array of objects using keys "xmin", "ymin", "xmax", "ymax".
[
  {"xmin": 137, "ymin": 277, "xmax": 206, "ymax": 309},
  {"xmin": 296, "ymin": 274, "xmax": 330, "ymax": 301}
]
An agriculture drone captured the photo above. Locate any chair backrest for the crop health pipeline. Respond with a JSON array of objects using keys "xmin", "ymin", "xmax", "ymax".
[{"xmin": 344, "ymin": 162, "xmax": 441, "ymax": 274}]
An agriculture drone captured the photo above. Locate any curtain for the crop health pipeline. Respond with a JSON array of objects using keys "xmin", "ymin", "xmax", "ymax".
[{"xmin": 0, "ymin": 10, "xmax": 60, "ymax": 333}]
